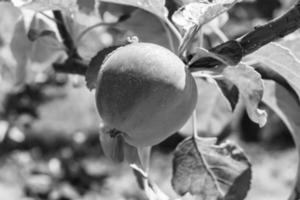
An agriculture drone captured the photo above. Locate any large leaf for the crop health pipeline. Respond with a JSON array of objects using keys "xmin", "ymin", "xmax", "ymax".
[
  {"xmin": 223, "ymin": 63, "xmax": 267, "ymax": 127},
  {"xmin": 248, "ymin": 42, "xmax": 300, "ymax": 100},
  {"xmin": 179, "ymin": 77, "xmax": 232, "ymax": 137},
  {"xmin": 172, "ymin": 0, "xmax": 241, "ymax": 53},
  {"xmin": 116, "ymin": 9, "xmax": 179, "ymax": 50},
  {"xmin": 99, "ymin": 0, "xmax": 168, "ymax": 20},
  {"xmin": 279, "ymin": 33, "xmax": 300, "ymax": 60},
  {"xmin": 11, "ymin": 0, "xmax": 77, "ymax": 12},
  {"xmin": 172, "ymin": 0, "xmax": 240, "ymax": 31},
  {"xmin": 262, "ymin": 80, "xmax": 300, "ymax": 199},
  {"xmin": 172, "ymin": 136, "xmax": 251, "ymax": 200},
  {"xmin": 10, "ymin": 14, "xmax": 66, "ymax": 84}
]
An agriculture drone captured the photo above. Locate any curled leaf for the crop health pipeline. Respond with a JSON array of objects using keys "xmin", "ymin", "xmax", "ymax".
[
  {"xmin": 172, "ymin": 136, "xmax": 251, "ymax": 200},
  {"xmin": 223, "ymin": 63, "xmax": 267, "ymax": 127}
]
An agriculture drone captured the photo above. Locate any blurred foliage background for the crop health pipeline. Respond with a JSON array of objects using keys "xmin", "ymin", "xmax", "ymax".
[{"xmin": 0, "ymin": 0, "xmax": 299, "ymax": 199}]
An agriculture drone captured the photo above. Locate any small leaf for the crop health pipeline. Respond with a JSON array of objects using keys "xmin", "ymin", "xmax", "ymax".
[
  {"xmin": 99, "ymin": 130, "xmax": 125, "ymax": 162},
  {"xmin": 248, "ymin": 42, "xmax": 300, "ymax": 101},
  {"xmin": 99, "ymin": 125, "xmax": 141, "ymax": 164},
  {"xmin": 99, "ymin": 0, "xmax": 168, "ymax": 20},
  {"xmin": 223, "ymin": 63, "xmax": 267, "ymax": 127},
  {"xmin": 86, "ymin": 46, "xmax": 120, "ymax": 90},
  {"xmin": 216, "ymin": 79, "xmax": 239, "ymax": 111},
  {"xmin": 11, "ymin": 0, "xmax": 77, "ymax": 12},
  {"xmin": 172, "ymin": 136, "xmax": 251, "ymax": 199},
  {"xmin": 130, "ymin": 164, "xmax": 170, "ymax": 200}
]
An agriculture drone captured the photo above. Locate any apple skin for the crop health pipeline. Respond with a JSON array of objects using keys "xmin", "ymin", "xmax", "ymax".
[{"xmin": 96, "ymin": 42, "xmax": 197, "ymax": 147}]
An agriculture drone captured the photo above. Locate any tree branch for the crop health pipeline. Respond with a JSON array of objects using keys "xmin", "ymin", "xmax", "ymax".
[
  {"xmin": 190, "ymin": 0, "xmax": 300, "ymax": 69},
  {"xmin": 53, "ymin": 11, "xmax": 81, "ymax": 59},
  {"xmin": 53, "ymin": 58, "xmax": 88, "ymax": 75}
]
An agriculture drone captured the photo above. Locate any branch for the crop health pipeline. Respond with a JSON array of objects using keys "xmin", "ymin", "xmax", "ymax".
[
  {"xmin": 190, "ymin": 0, "xmax": 300, "ymax": 69},
  {"xmin": 53, "ymin": 11, "xmax": 81, "ymax": 59},
  {"xmin": 53, "ymin": 58, "xmax": 88, "ymax": 75}
]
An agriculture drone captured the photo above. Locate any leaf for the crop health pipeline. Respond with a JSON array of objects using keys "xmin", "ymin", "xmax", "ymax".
[
  {"xmin": 86, "ymin": 45, "xmax": 120, "ymax": 90},
  {"xmin": 262, "ymin": 80, "xmax": 300, "ymax": 197},
  {"xmin": 99, "ymin": 0, "xmax": 168, "ymax": 20},
  {"xmin": 179, "ymin": 77, "xmax": 232, "ymax": 137},
  {"xmin": 98, "ymin": 1, "xmax": 180, "ymax": 51},
  {"xmin": 172, "ymin": 0, "xmax": 240, "ymax": 30},
  {"xmin": 21, "ymin": 10, "xmax": 59, "ymax": 41},
  {"xmin": 11, "ymin": 0, "xmax": 77, "ymax": 12},
  {"xmin": 98, "ymin": 2, "xmax": 136, "ymax": 21},
  {"xmin": 216, "ymin": 79, "xmax": 239, "ymax": 111},
  {"xmin": 77, "ymin": 0, "xmax": 95, "ymax": 13},
  {"xmin": 116, "ymin": 9, "xmax": 179, "ymax": 50},
  {"xmin": 248, "ymin": 42, "xmax": 300, "ymax": 101},
  {"xmin": 130, "ymin": 164, "xmax": 170, "ymax": 200},
  {"xmin": 190, "ymin": 44, "xmax": 242, "ymax": 66},
  {"xmin": 223, "ymin": 63, "xmax": 267, "ymax": 127},
  {"xmin": 190, "ymin": 40, "xmax": 243, "ymax": 69},
  {"xmin": 172, "ymin": 136, "xmax": 251, "ymax": 199},
  {"xmin": 10, "ymin": 15, "xmax": 66, "ymax": 84},
  {"xmin": 99, "ymin": 125, "xmax": 141, "ymax": 163},
  {"xmin": 172, "ymin": 0, "xmax": 240, "ymax": 53}
]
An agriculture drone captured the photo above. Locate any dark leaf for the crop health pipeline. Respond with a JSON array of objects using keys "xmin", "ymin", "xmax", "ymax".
[
  {"xmin": 86, "ymin": 45, "xmax": 120, "ymax": 90},
  {"xmin": 216, "ymin": 79, "xmax": 239, "ymax": 111},
  {"xmin": 172, "ymin": 136, "xmax": 251, "ymax": 200}
]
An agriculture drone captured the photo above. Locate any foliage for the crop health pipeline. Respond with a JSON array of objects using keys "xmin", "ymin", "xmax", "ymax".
[{"xmin": 1, "ymin": 0, "xmax": 300, "ymax": 200}]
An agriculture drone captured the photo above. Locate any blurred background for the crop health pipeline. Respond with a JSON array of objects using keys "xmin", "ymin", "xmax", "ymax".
[{"xmin": 0, "ymin": 0, "xmax": 299, "ymax": 199}]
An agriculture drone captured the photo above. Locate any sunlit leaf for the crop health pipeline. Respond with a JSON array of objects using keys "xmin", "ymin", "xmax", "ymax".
[
  {"xmin": 223, "ymin": 63, "xmax": 267, "ymax": 127},
  {"xmin": 249, "ymin": 42, "xmax": 300, "ymax": 100},
  {"xmin": 172, "ymin": 0, "xmax": 240, "ymax": 54},
  {"xmin": 11, "ymin": 0, "xmax": 77, "ymax": 12},
  {"xmin": 172, "ymin": 0, "xmax": 240, "ymax": 31},
  {"xmin": 131, "ymin": 164, "xmax": 169, "ymax": 200},
  {"xmin": 10, "ymin": 16, "xmax": 66, "ymax": 84},
  {"xmin": 172, "ymin": 136, "xmax": 251, "ymax": 199},
  {"xmin": 262, "ymin": 80, "xmax": 300, "ymax": 198}
]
